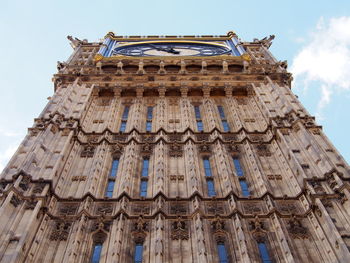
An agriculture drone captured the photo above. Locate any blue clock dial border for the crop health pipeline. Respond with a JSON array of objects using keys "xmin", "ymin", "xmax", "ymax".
[{"xmin": 111, "ymin": 42, "xmax": 232, "ymax": 57}]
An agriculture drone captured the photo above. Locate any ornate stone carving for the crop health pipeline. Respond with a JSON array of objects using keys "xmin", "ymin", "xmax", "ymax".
[
  {"xmin": 171, "ymin": 217, "xmax": 189, "ymax": 240},
  {"xmin": 59, "ymin": 203, "xmax": 79, "ymax": 215},
  {"xmin": 169, "ymin": 143, "xmax": 183, "ymax": 157},
  {"xmin": 256, "ymin": 144, "xmax": 271, "ymax": 157},
  {"xmin": 132, "ymin": 216, "xmax": 148, "ymax": 243},
  {"xmin": 10, "ymin": 195, "xmax": 22, "ymax": 207},
  {"xmin": 287, "ymin": 216, "xmax": 309, "ymax": 239},
  {"xmin": 50, "ymin": 221, "xmax": 72, "ymax": 241},
  {"xmin": 142, "ymin": 135, "xmax": 155, "ymax": 143},
  {"xmin": 170, "ymin": 202, "xmax": 188, "ymax": 214},
  {"xmin": 243, "ymin": 203, "xmax": 262, "ymax": 214},
  {"xmin": 309, "ymin": 180, "xmax": 325, "ymax": 194},
  {"xmin": 132, "ymin": 203, "xmax": 151, "ymax": 215},
  {"xmin": 19, "ymin": 176, "xmax": 31, "ymax": 191},
  {"xmin": 112, "ymin": 134, "xmax": 127, "ymax": 142},
  {"xmin": 325, "ymin": 172, "xmax": 338, "ymax": 189},
  {"xmin": 71, "ymin": 176, "xmax": 86, "ymax": 181},
  {"xmin": 80, "ymin": 144, "xmax": 95, "ymax": 158},
  {"xmin": 168, "ymin": 134, "xmax": 182, "ymax": 142},
  {"xmin": 25, "ymin": 199, "xmax": 38, "ymax": 210},
  {"xmin": 226, "ymin": 144, "xmax": 240, "ymax": 153},
  {"xmin": 87, "ymin": 135, "xmax": 99, "ymax": 143},
  {"xmin": 96, "ymin": 204, "xmax": 113, "ymax": 215},
  {"xmin": 278, "ymin": 203, "xmax": 298, "ymax": 214},
  {"xmin": 250, "ymin": 216, "xmax": 267, "ymax": 241},
  {"xmin": 140, "ymin": 143, "xmax": 153, "ymax": 155},
  {"xmin": 198, "ymin": 143, "xmax": 211, "ymax": 154},
  {"xmin": 33, "ymin": 183, "xmax": 46, "ymax": 194},
  {"xmin": 110, "ymin": 143, "xmax": 123, "ymax": 156},
  {"xmin": 196, "ymin": 134, "xmax": 209, "ymax": 142},
  {"xmin": 206, "ymin": 202, "xmax": 225, "ymax": 215},
  {"xmin": 223, "ymin": 134, "xmax": 238, "ymax": 142},
  {"xmin": 253, "ymin": 35, "xmax": 275, "ymax": 48}
]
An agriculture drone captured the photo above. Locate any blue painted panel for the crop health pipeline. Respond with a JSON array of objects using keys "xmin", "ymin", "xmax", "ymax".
[
  {"xmin": 91, "ymin": 243, "xmax": 103, "ymax": 263},
  {"xmin": 134, "ymin": 244, "xmax": 143, "ymax": 263},
  {"xmin": 142, "ymin": 159, "xmax": 149, "ymax": 177},
  {"xmin": 110, "ymin": 159, "xmax": 119, "ymax": 177},
  {"xmin": 207, "ymin": 179, "xmax": 216, "ymax": 197},
  {"xmin": 258, "ymin": 242, "xmax": 272, "ymax": 263},
  {"xmin": 233, "ymin": 158, "xmax": 244, "ymax": 177},
  {"xmin": 140, "ymin": 181, "xmax": 148, "ymax": 197},
  {"xmin": 240, "ymin": 180, "xmax": 250, "ymax": 196},
  {"xmin": 217, "ymin": 243, "xmax": 229, "ymax": 263}
]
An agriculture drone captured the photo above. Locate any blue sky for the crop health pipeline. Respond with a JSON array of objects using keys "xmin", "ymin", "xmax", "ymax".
[{"xmin": 1, "ymin": 0, "xmax": 350, "ymax": 170}]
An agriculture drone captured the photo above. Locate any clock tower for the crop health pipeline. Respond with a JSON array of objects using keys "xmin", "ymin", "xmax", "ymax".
[{"xmin": 0, "ymin": 31, "xmax": 350, "ymax": 263}]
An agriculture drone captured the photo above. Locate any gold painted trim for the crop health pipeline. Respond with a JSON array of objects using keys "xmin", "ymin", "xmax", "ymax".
[
  {"xmin": 115, "ymin": 40, "xmax": 230, "ymax": 49},
  {"xmin": 107, "ymin": 36, "xmax": 231, "ymax": 41},
  {"xmin": 95, "ymin": 54, "xmax": 248, "ymax": 62}
]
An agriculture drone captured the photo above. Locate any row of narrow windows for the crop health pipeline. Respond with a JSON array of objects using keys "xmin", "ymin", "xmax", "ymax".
[
  {"xmin": 91, "ymin": 240, "xmax": 272, "ymax": 262},
  {"xmin": 118, "ymin": 105, "xmax": 231, "ymax": 132},
  {"xmin": 104, "ymin": 156, "xmax": 250, "ymax": 198}
]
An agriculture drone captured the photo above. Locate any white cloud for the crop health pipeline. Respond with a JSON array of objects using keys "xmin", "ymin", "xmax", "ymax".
[{"xmin": 291, "ymin": 16, "xmax": 350, "ymax": 118}]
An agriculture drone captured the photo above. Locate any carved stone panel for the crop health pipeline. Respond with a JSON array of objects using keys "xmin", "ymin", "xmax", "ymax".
[
  {"xmin": 132, "ymin": 202, "xmax": 151, "ymax": 215},
  {"xmin": 80, "ymin": 144, "xmax": 95, "ymax": 158},
  {"xmin": 242, "ymin": 202, "xmax": 263, "ymax": 214},
  {"xmin": 206, "ymin": 202, "xmax": 225, "ymax": 215},
  {"xmin": 96, "ymin": 203, "xmax": 114, "ymax": 215},
  {"xmin": 170, "ymin": 202, "xmax": 188, "ymax": 215},
  {"xmin": 58, "ymin": 203, "xmax": 79, "ymax": 216},
  {"xmin": 171, "ymin": 217, "xmax": 189, "ymax": 240},
  {"xmin": 49, "ymin": 221, "xmax": 72, "ymax": 241},
  {"xmin": 169, "ymin": 143, "xmax": 183, "ymax": 157}
]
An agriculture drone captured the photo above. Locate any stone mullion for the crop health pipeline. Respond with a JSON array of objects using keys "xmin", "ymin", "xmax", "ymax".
[
  {"xmin": 26, "ymin": 214, "xmax": 51, "ymax": 263},
  {"xmin": 153, "ymin": 141, "xmax": 166, "ymax": 195},
  {"xmin": 212, "ymin": 141, "xmax": 233, "ymax": 196},
  {"xmin": 243, "ymin": 141, "xmax": 268, "ymax": 196},
  {"xmin": 10, "ymin": 200, "xmax": 44, "ymax": 263},
  {"xmin": 249, "ymin": 94, "xmax": 269, "ymax": 131},
  {"xmin": 56, "ymin": 141, "xmax": 80, "ymax": 196},
  {"xmin": 226, "ymin": 97, "xmax": 244, "ymax": 131},
  {"xmin": 192, "ymin": 214, "xmax": 208, "ymax": 263},
  {"xmin": 86, "ymin": 143, "xmax": 107, "ymax": 197},
  {"xmin": 290, "ymin": 127, "xmax": 331, "ymax": 178},
  {"xmin": 41, "ymin": 83, "xmax": 73, "ymax": 118},
  {"xmin": 154, "ymin": 97, "xmax": 166, "ymax": 131},
  {"xmin": 269, "ymin": 213, "xmax": 295, "ymax": 262},
  {"xmin": 39, "ymin": 129, "xmax": 74, "ymax": 182},
  {"xmin": 275, "ymin": 130, "xmax": 308, "ymax": 187},
  {"xmin": 270, "ymin": 140, "xmax": 301, "ymax": 195},
  {"xmin": 131, "ymin": 98, "xmax": 143, "ymax": 131},
  {"xmin": 304, "ymin": 128, "xmax": 341, "ymax": 174},
  {"xmin": 184, "ymin": 141, "xmax": 201, "ymax": 196},
  {"xmin": 202, "ymin": 98, "xmax": 217, "ymax": 131},
  {"xmin": 179, "ymin": 87, "xmax": 193, "ymax": 131},
  {"xmin": 116, "ymin": 142, "xmax": 137, "ymax": 196},
  {"xmin": 307, "ymin": 201, "xmax": 348, "ymax": 262},
  {"xmin": 230, "ymin": 214, "xmax": 251, "ymax": 262},
  {"xmin": 250, "ymin": 83, "xmax": 275, "ymax": 120},
  {"xmin": 105, "ymin": 214, "xmax": 125, "ymax": 262},
  {"xmin": 64, "ymin": 215, "xmax": 88, "ymax": 263},
  {"xmin": 76, "ymin": 86, "xmax": 94, "ymax": 127},
  {"xmin": 150, "ymin": 214, "xmax": 165, "ymax": 263},
  {"xmin": 107, "ymin": 96, "xmax": 121, "ymax": 130},
  {"xmin": 82, "ymin": 97, "xmax": 96, "ymax": 132}
]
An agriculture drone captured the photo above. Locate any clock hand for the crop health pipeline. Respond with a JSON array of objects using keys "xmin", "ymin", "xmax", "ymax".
[{"xmin": 148, "ymin": 44, "xmax": 180, "ymax": 54}]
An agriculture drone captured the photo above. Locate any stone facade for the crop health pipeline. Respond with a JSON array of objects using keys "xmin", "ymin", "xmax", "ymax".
[{"xmin": 0, "ymin": 31, "xmax": 350, "ymax": 262}]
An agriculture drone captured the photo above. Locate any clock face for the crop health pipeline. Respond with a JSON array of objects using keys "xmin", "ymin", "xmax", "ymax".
[{"xmin": 111, "ymin": 42, "xmax": 231, "ymax": 57}]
